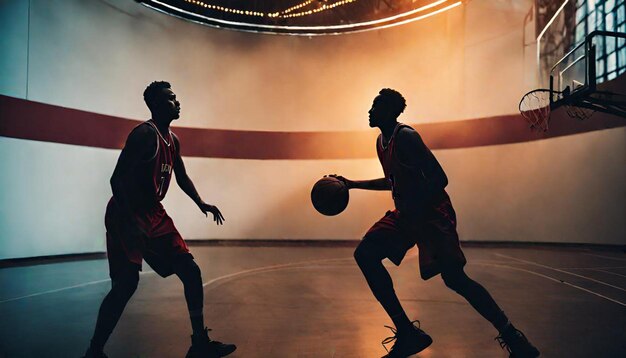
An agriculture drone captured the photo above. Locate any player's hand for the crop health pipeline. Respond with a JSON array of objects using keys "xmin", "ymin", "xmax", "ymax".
[
  {"xmin": 325, "ymin": 174, "xmax": 355, "ymax": 189},
  {"xmin": 199, "ymin": 202, "xmax": 225, "ymax": 225}
]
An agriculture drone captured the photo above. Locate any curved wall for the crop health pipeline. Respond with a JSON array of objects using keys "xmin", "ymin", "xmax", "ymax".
[{"xmin": 0, "ymin": 0, "xmax": 624, "ymax": 259}]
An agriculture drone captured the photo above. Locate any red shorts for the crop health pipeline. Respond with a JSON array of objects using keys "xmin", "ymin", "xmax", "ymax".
[
  {"xmin": 364, "ymin": 197, "xmax": 466, "ymax": 280},
  {"xmin": 105, "ymin": 198, "xmax": 191, "ymax": 279}
]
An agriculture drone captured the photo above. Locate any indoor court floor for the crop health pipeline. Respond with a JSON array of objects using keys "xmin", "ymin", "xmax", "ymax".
[{"xmin": 1, "ymin": 243, "xmax": 625, "ymax": 358}]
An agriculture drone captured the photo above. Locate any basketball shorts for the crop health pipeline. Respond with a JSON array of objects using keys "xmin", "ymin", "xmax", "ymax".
[
  {"xmin": 364, "ymin": 198, "xmax": 466, "ymax": 280},
  {"xmin": 105, "ymin": 198, "xmax": 192, "ymax": 279}
]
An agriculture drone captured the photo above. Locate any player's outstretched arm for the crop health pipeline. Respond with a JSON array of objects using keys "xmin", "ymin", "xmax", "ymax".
[
  {"xmin": 326, "ymin": 175, "xmax": 391, "ymax": 191},
  {"xmin": 172, "ymin": 135, "xmax": 225, "ymax": 225}
]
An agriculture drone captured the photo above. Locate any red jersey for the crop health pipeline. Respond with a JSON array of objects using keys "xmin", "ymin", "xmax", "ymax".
[
  {"xmin": 376, "ymin": 123, "xmax": 449, "ymax": 216},
  {"xmin": 146, "ymin": 120, "xmax": 175, "ymax": 201},
  {"xmin": 123, "ymin": 120, "xmax": 177, "ymax": 213},
  {"xmin": 105, "ymin": 120, "xmax": 189, "ymax": 271}
]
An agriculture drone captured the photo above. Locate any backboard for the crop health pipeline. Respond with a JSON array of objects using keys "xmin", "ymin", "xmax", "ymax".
[{"xmin": 520, "ymin": 0, "xmax": 626, "ymax": 131}]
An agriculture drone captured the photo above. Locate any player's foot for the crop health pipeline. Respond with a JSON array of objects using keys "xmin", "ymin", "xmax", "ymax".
[
  {"xmin": 495, "ymin": 325, "xmax": 540, "ymax": 358},
  {"xmin": 186, "ymin": 327, "xmax": 237, "ymax": 358},
  {"xmin": 381, "ymin": 320, "xmax": 433, "ymax": 358},
  {"xmin": 81, "ymin": 346, "xmax": 108, "ymax": 358}
]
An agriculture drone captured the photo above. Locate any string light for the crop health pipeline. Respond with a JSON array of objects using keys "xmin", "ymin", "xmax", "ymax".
[
  {"xmin": 145, "ymin": 0, "xmax": 462, "ymax": 35},
  {"xmin": 281, "ymin": 0, "xmax": 357, "ymax": 19},
  {"xmin": 184, "ymin": 0, "xmax": 265, "ymax": 17},
  {"xmin": 268, "ymin": 0, "xmax": 315, "ymax": 18},
  {"xmin": 184, "ymin": 0, "xmax": 357, "ymax": 19}
]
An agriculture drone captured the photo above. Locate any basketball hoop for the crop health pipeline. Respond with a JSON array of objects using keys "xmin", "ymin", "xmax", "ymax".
[
  {"xmin": 564, "ymin": 91, "xmax": 626, "ymax": 121},
  {"xmin": 519, "ymin": 89, "xmax": 553, "ymax": 132}
]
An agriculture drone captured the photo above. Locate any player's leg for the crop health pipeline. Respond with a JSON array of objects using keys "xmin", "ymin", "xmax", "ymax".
[
  {"xmin": 354, "ymin": 236, "xmax": 411, "ymax": 332},
  {"xmin": 354, "ymin": 237, "xmax": 433, "ymax": 358},
  {"xmin": 84, "ymin": 201, "xmax": 144, "ymax": 358},
  {"xmin": 356, "ymin": 210, "xmax": 432, "ymax": 357},
  {"xmin": 441, "ymin": 267, "xmax": 509, "ymax": 331},
  {"xmin": 171, "ymin": 255, "xmax": 232, "ymax": 348},
  {"xmin": 172, "ymin": 255, "xmax": 205, "ymax": 334},
  {"xmin": 355, "ymin": 235, "xmax": 432, "ymax": 358},
  {"xmin": 421, "ymin": 196, "xmax": 538, "ymax": 357},
  {"xmin": 441, "ymin": 267, "xmax": 539, "ymax": 357},
  {"xmin": 172, "ymin": 256, "xmax": 236, "ymax": 358},
  {"xmin": 143, "ymin": 218, "xmax": 236, "ymax": 358},
  {"xmin": 84, "ymin": 265, "xmax": 140, "ymax": 358}
]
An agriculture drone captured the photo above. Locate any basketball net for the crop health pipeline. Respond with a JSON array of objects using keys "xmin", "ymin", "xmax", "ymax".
[
  {"xmin": 519, "ymin": 89, "xmax": 551, "ymax": 132},
  {"xmin": 564, "ymin": 80, "xmax": 596, "ymax": 121}
]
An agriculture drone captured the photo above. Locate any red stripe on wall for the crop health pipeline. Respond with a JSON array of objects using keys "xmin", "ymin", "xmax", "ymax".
[{"xmin": 1, "ymin": 94, "xmax": 624, "ymax": 159}]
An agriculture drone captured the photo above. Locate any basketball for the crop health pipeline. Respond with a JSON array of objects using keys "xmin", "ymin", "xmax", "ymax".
[{"xmin": 311, "ymin": 177, "xmax": 349, "ymax": 216}]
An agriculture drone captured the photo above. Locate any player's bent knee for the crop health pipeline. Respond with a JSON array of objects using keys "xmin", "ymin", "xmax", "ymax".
[
  {"xmin": 174, "ymin": 256, "xmax": 202, "ymax": 283},
  {"xmin": 354, "ymin": 238, "xmax": 382, "ymax": 266},
  {"xmin": 188, "ymin": 261, "xmax": 202, "ymax": 282},
  {"xmin": 353, "ymin": 241, "xmax": 370, "ymax": 264},
  {"xmin": 112, "ymin": 274, "xmax": 139, "ymax": 299},
  {"xmin": 441, "ymin": 268, "xmax": 469, "ymax": 292}
]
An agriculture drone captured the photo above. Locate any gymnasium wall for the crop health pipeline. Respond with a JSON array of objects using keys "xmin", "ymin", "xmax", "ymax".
[{"xmin": 1, "ymin": 0, "xmax": 624, "ymax": 260}]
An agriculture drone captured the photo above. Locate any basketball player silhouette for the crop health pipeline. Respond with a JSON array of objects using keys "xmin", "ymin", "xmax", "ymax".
[
  {"xmin": 330, "ymin": 89, "xmax": 540, "ymax": 358},
  {"xmin": 83, "ymin": 82, "xmax": 235, "ymax": 358}
]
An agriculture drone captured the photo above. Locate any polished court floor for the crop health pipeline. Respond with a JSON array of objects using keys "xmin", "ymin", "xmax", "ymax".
[{"xmin": 1, "ymin": 243, "xmax": 625, "ymax": 358}]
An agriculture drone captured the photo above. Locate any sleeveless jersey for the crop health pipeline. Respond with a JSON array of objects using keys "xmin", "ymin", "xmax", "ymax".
[
  {"xmin": 376, "ymin": 123, "xmax": 447, "ymax": 216},
  {"xmin": 124, "ymin": 120, "xmax": 177, "ymax": 212},
  {"xmin": 145, "ymin": 120, "xmax": 175, "ymax": 202}
]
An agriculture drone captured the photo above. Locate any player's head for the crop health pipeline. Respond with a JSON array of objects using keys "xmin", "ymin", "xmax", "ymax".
[
  {"xmin": 143, "ymin": 81, "xmax": 180, "ymax": 121},
  {"xmin": 368, "ymin": 88, "xmax": 406, "ymax": 128}
]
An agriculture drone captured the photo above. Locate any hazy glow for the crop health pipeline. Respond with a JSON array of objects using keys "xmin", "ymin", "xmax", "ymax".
[{"xmin": 353, "ymin": 1, "xmax": 462, "ymax": 35}]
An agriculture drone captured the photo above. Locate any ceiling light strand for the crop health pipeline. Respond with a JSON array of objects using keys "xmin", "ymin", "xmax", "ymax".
[{"xmin": 184, "ymin": 0, "xmax": 358, "ymax": 19}]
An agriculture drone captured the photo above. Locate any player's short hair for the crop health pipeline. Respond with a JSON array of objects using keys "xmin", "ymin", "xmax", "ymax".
[
  {"xmin": 378, "ymin": 88, "xmax": 406, "ymax": 118},
  {"xmin": 143, "ymin": 81, "xmax": 171, "ymax": 111}
]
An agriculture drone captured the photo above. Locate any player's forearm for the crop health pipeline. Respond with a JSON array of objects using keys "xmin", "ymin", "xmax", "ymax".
[
  {"xmin": 350, "ymin": 178, "xmax": 391, "ymax": 191},
  {"xmin": 177, "ymin": 175, "xmax": 203, "ymax": 206}
]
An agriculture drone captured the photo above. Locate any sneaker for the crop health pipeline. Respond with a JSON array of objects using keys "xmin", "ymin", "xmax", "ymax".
[
  {"xmin": 186, "ymin": 327, "xmax": 237, "ymax": 358},
  {"xmin": 495, "ymin": 326, "xmax": 540, "ymax": 358},
  {"xmin": 381, "ymin": 320, "xmax": 433, "ymax": 358},
  {"xmin": 82, "ymin": 347, "xmax": 108, "ymax": 358}
]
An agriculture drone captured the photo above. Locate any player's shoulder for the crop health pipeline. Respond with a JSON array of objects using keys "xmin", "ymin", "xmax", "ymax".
[
  {"xmin": 131, "ymin": 121, "xmax": 156, "ymax": 136},
  {"xmin": 396, "ymin": 124, "xmax": 422, "ymax": 142},
  {"xmin": 127, "ymin": 121, "xmax": 157, "ymax": 146}
]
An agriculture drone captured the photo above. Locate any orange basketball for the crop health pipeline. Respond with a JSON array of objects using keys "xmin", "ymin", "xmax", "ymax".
[{"xmin": 311, "ymin": 177, "xmax": 349, "ymax": 216}]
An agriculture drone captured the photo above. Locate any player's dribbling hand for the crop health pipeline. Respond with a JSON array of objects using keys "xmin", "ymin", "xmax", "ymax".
[
  {"xmin": 325, "ymin": 174, "xmax": 355, "ymax": 189},
  {"xmin": 199, "ymin": 202, "xmax": 225, "ymax": 225}
]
